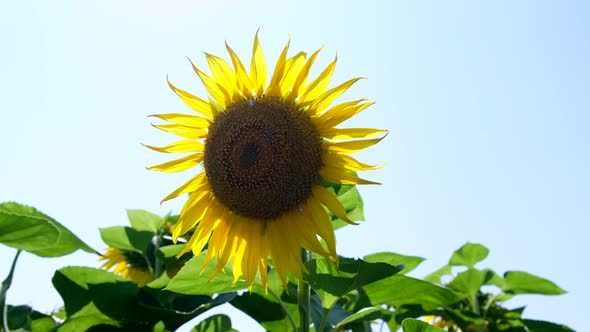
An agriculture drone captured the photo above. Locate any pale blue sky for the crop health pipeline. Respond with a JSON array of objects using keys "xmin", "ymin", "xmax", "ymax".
[{"xmin": 1, "ymin": 1, "xmax": 588, "ymax": 331}]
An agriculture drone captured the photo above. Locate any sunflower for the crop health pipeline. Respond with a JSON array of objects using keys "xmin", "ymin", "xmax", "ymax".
[
  {"xmin": 145, "ymin": 32, "xmax": 386, "ymax": 289},
  {"xmin": 99, "ymin": 247, "xmax": 153, "ymax": 286}
]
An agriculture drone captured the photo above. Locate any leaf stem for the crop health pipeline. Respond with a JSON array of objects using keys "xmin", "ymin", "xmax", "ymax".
[
  {"xmin": 268, "ymin": 287, "xmax": 298, "ymax": 332},
  {"xmin": 298, "ymin": 249, "xmax": 311, "ymax": 332},
  {"xmin": 1, "ymin": 250, "xmax": 22, "ymax": 332}
]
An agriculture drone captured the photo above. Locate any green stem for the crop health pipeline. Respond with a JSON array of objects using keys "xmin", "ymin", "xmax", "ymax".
[
  {"xmin": 269, "ymin": 288, "xmax": 298, "ymax": 332},
  {"xmin": 1, "ymin": 250, "xmax": 22, "ymax": 332},
  {"xmin": 472, "ymin": 295, "xmax": 484, "ymax": 332},
  {"xmin": 298, "ymin": 249, "xmax": 311, "ymax": 332}
]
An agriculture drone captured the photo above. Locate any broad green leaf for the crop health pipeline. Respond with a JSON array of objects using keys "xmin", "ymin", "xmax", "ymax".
[
  {"xmin": 449, "ymin": 242, "xmax": 489, "ymax": 267},
  {"xmin": 0, "ymin": 202, "xmax": 94, "ymax": 257},
  {"xmin": 158, "ymin": 244, "xmax": 187, "ymax": 258},
  {"xmin": 304, "ymin": 256, "xmax": 403, "ymax": 309},
  {"xmin": 446, "ymin": 268, "xmax": 494, "ymax": 299},
  {"xmin": 231, "ymin": 275, "xmax": 299, "ymax": 332},
  {"xmin": 166, "ymin": 253, "xmax": 248, "ymax": 295},
  {"xmin": 402, "ymin": 318, "xmax": 446, "ymax": 332},
  {"xmin": 363, "ymin": 252, "xmax": 425, "ymax": 274},
  {"xmin": 332, "ymin": 307, "xmax": 391, "ymax": 330},
  {"xmin": 5, "ymin": 305, "xmax": 32, "ymax": 331},
  {"xmin": 323, "ymin": 183, "xmax": 365, "ymax": 230},
  {"xmin": 424, "ymin": 265, "xmax": 451, "ymax": 284},
  {"xmin": 99, "ymin": 226, "xmax": 154, "ymax": 253},
  {"xmin": 127, "ymin": 209, "xmax": 164, "ymax": 233},
  {"xmin": 309, "ymin": 294, "xmax": 351, "ymax": 332},
  {"xmin": 363, "ymin": 275, "xmax": 463, "ymax": 308},
  {"xmin": 484, "ymin": 269, "xmax": 504, "ymax": 287},
  {"xmin": 523, "ymin": 319, "xmax": 574, "ymax": 332},
  {"xmin": 502, "ymin": 271, "xmax": 566, "ymax": 295},
  {"xmin": 152, "ymin": 321, "xmax": 167, "ymax": 332},
  {"xmin": 53, "ymin": 266, "xmax": 231, "ymax": 330},
  {"xmin": 192, "ymin": 314, "xmax": 233, "ymax": 332},
  {"xmin": 56, "ymin": 302, "xmax": 119, "ymax": 332}
]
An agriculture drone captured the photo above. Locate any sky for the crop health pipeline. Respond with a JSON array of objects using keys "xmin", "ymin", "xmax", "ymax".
[{"xmin": 1, "ymin": 0, "xmax": 589, "ymax": 331}]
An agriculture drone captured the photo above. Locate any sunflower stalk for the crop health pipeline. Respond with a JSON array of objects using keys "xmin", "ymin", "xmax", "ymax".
[
  {"xmin": 1, "ymin": 250, "xmax": 21, "ymax": 332},
  {"xmin": 298, "ymin": 249, "xmax": 311, "ymax": 332}
]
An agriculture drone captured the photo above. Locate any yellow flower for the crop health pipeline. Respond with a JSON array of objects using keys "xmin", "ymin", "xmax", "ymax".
[
  {"xmin": 99, "ymin": 247, "xmax": 153, "ymax": 286},
  {"xmin": 146, "ymin": 32, "xmax": 386, "ymax": 289}
]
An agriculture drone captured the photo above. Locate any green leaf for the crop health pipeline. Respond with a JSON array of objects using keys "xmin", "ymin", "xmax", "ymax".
[
  {"xmin": 332, "ymin": 307, "xmax": 391, "ymax": 330},
  {"xmin": 99, "ymin": 226, "xmax": 154, "ymax": 253},
  {"xmin": 192, "ymin": 314, "xmax": 233, "ymax": 332},
  {"xmin": 424, "ymin": 265, "xmax": 452, "ymax": 284},
  {"xmin": 56, "ymin": 302, "xmax": 119, "ymax": 332},
  {"xmin": 0, "ymin": 202, "xmax": 95, "ymax": 257},
  {"xmin": 53, "ymin": 266, "xmax": 232, "ymax": 331},
  {"xmin": 363, "ymin": 252, "xmax": 425, "ymax": 274},
  {"xmin": 446, "ymin": 268, "xmax": 494, "ymax": 299},
  {"xmin": 523, "ymin": 319, "xmax": 574, "ymax": 332},
  {"xmin": 127, "ymin": 209, "xmax": 164, "ymax": 233},
  {"xmin": 402, "ymin": 318, "xmax": 446, "ymax": 332},
  {"xmin": 502, "ymin": 271, "xmax": 566, "ymax": 295},
  {"xmin": 323, "ymin": 183, "xmax": 365, "ymax": 230},
  {"xmin": 363, "ymin": 275, "xmax": 464, "ymax": 308},
  {"xmin": 231, "ymin": 274, "xmax": 299, "ymax": 332},
  {"xmin": 449, "ymin": 242, "xmax": 489, "ymax": 268},
  {"xmin": 304, "ymin": 256, "xmax": 403, "ymax": 309},
  {"xmin": 166, "ymin": 253, "xmax": 248, "ymax": 295}
]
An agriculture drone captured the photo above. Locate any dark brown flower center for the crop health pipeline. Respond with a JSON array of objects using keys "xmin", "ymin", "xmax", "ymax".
[{"xmin": 204, "ymin": 96, "xmax": 323, "ymax": 219}]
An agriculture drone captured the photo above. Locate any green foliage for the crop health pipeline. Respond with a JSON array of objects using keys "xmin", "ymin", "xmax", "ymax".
[
  {"xmin": 402, "ymin": 318, "xmax": 446, "ymax": 332},
  {"xmin": 192, "ymin": 314, "xmax": 235, "ymax": 332},
  {"xmin": 0, "ymin": 202, "xmax": 94, "ymax": 257},
  {"xmin": 165, "ymin": 254, "xmax": 248, "ymax": 295},
  {"xmin": 0, "ymin": 204, "xmax": 573, "ymax": 332},
  {"xmin": 449, "ymin": 242, "xmax": 489, "ymax": 268},
  {"xmin": 322, "ymin": 182, "xmax": 365, "ymax": 230}
]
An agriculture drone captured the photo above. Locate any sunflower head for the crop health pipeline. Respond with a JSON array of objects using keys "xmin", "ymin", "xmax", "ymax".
[
  {"xmin": 146, "ymin": 32, "xmax": 387, "ymax": 290},
  {"xmin": 99, "ymin": 247, "xmax": 153, "ymax": 286}
]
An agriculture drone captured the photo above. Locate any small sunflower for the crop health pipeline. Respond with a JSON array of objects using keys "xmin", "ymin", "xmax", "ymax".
[
  {"xmin": 146, "ymin": 32, "xmax": 386, "ymax": 289},
  {"xmin": 99, "ymin": 247, "xmax": 153, "ymax": 286}
]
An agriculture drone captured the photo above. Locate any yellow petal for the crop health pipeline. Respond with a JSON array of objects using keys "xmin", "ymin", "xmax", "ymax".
[
  {"xmin": 250, "ymin": 31, "xmax": 268, "ymax": 96},
  {"xmin": 149, "ymin": 113, "xmax": 211, "ymax": 128},
  {"xmin": 161, "ymin": 172, "xmax": 206, "ymax": 203},
  {"xmin": 225, "ymin": 41, "xmax": 252, "ymax": 98},
  {"xmin": 312, "ymin": 186, "xmax": 355, "ymax": 225},
  {"xmin": 152, "ymin": 123, "xmax": 208, "ymax": 140},
  {"xmin": 305, "ymin": 196, "xmax": 337, "ymax": 258},
  {"xmin": 205, "ymin": 53, "xmax": 237, "ymax": 98},
  {"xmin": 312, "ymin": 98, "xmax": 366, "ymax": 127},
  {"xmin": 190, "ymin": 202, "xmax": 223, "ymax": 255},
  {"xmin": 266, "ymin": 37, "xmax": 291, "ymax": 96},
  {"xmin": 279, "ymin": 52, "xmax": 307, "ymax": 97},
  {"xmin": 318, "ymin": 102, "xmax": 374, "ymax": 129},
  {"xmin": 311, "ymin": 77, "xmax": 365, "ymax": 114},
  {"xmin": 189, "ymin": 58, "xmax": 231, "ymax": 106},
  {"xmin": 323, "ymin": 135, "xmax": 386, "ymax": 154},
  {"xmin": 167, "ymin": 78, "xmax": 214, "ymax": 119},
  {"xmin": 323, "ymin": 153, "xmax": 384, "ymax": 172},
  {"xmin": 299, "ymin": 54, "xmax": 337, "ymax": 106},
  {"xmin": 320, "ymin": 127, "xmax": 387, "ymax": 140},
  {"xmin": 174, "ymin": 191, "xmax": 213, "ymax": 238},
  {"xmin": 142, "ymin": 140, "xmax": 204, "ymax": 154},
  {"xmin": 320, "ymin": 165, "xmax": 381, "ymax": 185},
  {"xmin": 287, "ymin": 47, "xmax": 323, "ymax": 102},
  {"xmin": 147, "ymin": 153, "xmax": 203, "ymax": 173}
]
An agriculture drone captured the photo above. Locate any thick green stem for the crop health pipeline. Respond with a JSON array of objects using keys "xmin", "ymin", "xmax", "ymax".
[
  {"xmin": 1, "ymin": 250, "xmax": 22, "ymax": 332},
  {"xmin": 298, "ymin": 249, "xmax": 311, "ymax": 332},
  {"xmin": 472, "ymin": 295, "xmax": 484, "ymax": 332},
  {"xmin": 269, "ymin": 288, "xmax": 298, "ymax": 331}
]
